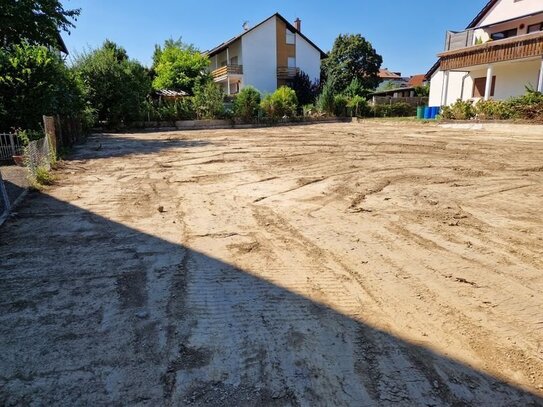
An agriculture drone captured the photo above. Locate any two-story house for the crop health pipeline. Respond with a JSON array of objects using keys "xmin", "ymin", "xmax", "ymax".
[
  {"xmin": 428, "ymin": 0, "xmax": 543, "ymax": 106},
  {"xmin": 205, "ymin": 13, "xmax": 326, "ymax": 95}
]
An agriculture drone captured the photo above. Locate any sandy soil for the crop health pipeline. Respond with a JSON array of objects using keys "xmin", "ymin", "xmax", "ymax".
[{"xmin": 1, "ymin": 121, "xmax": 542, "ymax": 406}]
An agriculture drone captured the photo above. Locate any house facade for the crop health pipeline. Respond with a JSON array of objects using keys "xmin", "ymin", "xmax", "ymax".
[
  {"xmin": 428, "ymin": 0, "xmax": 543, "ymax": 106},
  {"xmin": 205, "ymin": 13, "xmax": 325, "ymax": 95}
]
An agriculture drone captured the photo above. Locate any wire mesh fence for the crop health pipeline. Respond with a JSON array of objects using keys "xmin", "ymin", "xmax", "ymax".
[{"xmin": 25, "ymin": 136, "xmax": 53, "ymax": 176}]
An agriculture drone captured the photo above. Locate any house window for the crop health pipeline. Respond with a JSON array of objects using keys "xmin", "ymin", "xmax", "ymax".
[
  {"xmin": 528, "ymin": 23, "xmax": 543, "ymax": 33},
  {"xmin": 473, "ymin": 76, "xmax": 496, "ymax": 98},
  {"xmin": 230, "ymin": 56, "xmax": 238, "ymax": 66},
  {"xmin": 286, "ymin": 29, "xmax": 296, "ymax": 45},
  {"xmin": 490, "ymin": 28, "xmax": 517, "ymax": 40},
  {"xmin": 288, "ymin": 57, "xmax": 296, "ymax": 68}
]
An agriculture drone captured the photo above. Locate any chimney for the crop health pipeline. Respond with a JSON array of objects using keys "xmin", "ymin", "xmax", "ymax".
[{"xmin": 294, "ymin": 18, "xmax": 301, "ymax": 32}]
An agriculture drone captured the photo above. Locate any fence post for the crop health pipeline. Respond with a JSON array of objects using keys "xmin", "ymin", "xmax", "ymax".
[
  {"xmin": 43, "ymin": 115, "xmax": 57, "ymax": 157},
  {"xmin": 0, "ymin": 169, "xmax": 11, "ymax": 214},
  {"xmin": 8, "ymin": 133, "xmax": 16, "ymax": 157}
]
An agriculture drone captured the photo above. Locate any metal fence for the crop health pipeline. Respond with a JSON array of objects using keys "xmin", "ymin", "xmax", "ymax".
[
  {"xmin": 0, "ymin": 169, "xmax": 11, "ymax": 220},
  {"xmin": 0, "ymin": 133, "xmax": 24, "ymax": 161}
]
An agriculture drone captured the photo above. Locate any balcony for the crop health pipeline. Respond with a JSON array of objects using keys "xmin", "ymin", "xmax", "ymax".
[
  {"xmin": 277, "ymin": 67, "xmax": 300, "ymax": 79},
  {"xmin": 438, "ymin": 31, "xmax": 543, "ymax": 70},
  {"xmin": 211, "ymin": 64, "xmax": 243, "ymax": 80}
]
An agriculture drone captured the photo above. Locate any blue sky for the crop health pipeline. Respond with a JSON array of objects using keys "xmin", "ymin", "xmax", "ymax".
[{"xmin": 63, "ymin": 0, "xmax": 487, "ymax": 76}]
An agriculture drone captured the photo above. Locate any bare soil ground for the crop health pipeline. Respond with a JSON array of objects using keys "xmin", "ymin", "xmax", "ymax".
[{"xmin": 1, "ymin": 121, "xmax": 542, "ymax": 406}]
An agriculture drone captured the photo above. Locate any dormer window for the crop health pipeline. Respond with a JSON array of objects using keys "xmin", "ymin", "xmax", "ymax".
[{"xmin": 286, "ymin": 30, "xmax": 296, "ymax": 45}]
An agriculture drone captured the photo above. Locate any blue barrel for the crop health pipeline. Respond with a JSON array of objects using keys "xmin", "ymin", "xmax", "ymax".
[
  {"xmin": 432, "ymin": 106, "xmax": 440, "ymax": 118},
  {"xmin": 423, "ymin": 107, "xmax": 431, "ymax": 120}
]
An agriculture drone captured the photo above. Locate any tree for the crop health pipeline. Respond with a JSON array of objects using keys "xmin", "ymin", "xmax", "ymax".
[
  {"xmin": 0, "ymin": 43, "xmax": 85, "ymax": 130},
  {"xmin": 322, "ymin": 34, "xmax": 382, "ymax": 94},
  {"xmin": 152, "ymin": 39, "xmax": 210, "ymax": 94},
  {"xmin": 73, "ymin": 40, "xmax": 151, "ymax": 126},
  {"xmin": 316, "ymin": 79, "xmax": 336, "ymax": 116},
  {"xmin": 0, "ymin": 0, "xmax": 80, "ymax": 49},
  {"xmin": 289, "ymin": 71, "xmax": 319, "ymax": 107}
]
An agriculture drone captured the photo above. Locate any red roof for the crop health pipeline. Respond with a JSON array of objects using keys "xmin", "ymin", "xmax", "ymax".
[
  {"xmin": 407, "ymin": 74, "xmax": 426, "ymax": 87},
  {"xmin": 378, "ymin": 69, "xmax": 402, "ymax": 79}
]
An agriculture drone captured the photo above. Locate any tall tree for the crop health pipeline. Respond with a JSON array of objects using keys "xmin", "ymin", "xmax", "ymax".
[
  {"xmin": 322, "ymin": 34, "xmax": 382, "ymax": 94},
  {"xmin": 152, "ymin": 39, "xmax": 210, "ymax": 94},
  {"xmin": 73, "ymin": 40, "xmax": 151, "ymax": 126},
  {"xmin": 0, "ymin": 0, "xmax": 80, "ymax": 50},
  {"xmin": 0, "ymin": 43, "xmax": 85, "ymax": 130}
]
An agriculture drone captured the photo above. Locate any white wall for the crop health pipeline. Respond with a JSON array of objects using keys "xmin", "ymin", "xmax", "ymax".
[
  {"xmin": 429, "ymin": 70, "xmax": 470, "ymax": 106},
  {"xmin": 295, "ymin": 34, "xmax": 321, "ymax": 84},
  {"xmin": 468, "ymin": 59, "xmax": 540, "ymax": 100},
  {"xmin": 478, "ymin": 0, "xmax": 543, "ymax": 27},
  {"xmin": 241, "ymin": 18, "xmax": 277, "ymax": 94},
  {"xmin": 430, "ymin": 59, "xmax": 541, "ymax": 106}
]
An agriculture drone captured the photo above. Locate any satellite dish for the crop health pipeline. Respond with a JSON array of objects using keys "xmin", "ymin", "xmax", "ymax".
[{"xmin": 242, "ymin": 21, "xmax": 250, "ymax": 31}]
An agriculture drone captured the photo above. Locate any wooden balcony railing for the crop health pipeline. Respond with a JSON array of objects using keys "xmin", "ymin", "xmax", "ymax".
[
  {"xmin": 211, "ymin": 64, "xmax": 243, "ymax": 79},
  {"xmin": 438, "ymin": 31, "xmax": 543, "ymax": 70},
  {"xmin": 277, "ymin": 67, "xmax": 300, "ymax": 79}
]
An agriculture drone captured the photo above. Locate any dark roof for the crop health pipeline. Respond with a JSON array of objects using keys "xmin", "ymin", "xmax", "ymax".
[
  {"xmin": 425, "ymin": 60, "xmax": 440, "ymax": 80},
  {"xmin": 466, "ymin": 0, "xmax": 499, "ymax": 29},
  {"xmin": 56, "ymin": 33, "xmax": 68, "ymax": 54},
  {"xmin": 205, "ymin": 13, "xmax": 327, "ymax": 59}
]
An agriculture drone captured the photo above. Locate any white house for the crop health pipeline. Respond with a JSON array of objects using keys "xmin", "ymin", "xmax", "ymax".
[
  {"xmin": 205, "ymin": 13, "xmax": 326, "ymax": 95},
  {"xmin": 428, "ymin": 0, "xmax": 543, "ymax": 106}
]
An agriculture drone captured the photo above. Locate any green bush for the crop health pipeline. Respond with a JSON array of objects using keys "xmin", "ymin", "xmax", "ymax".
[
  {"xmin": 233, "ymin": 86, "xmax": 261, "ymax": 122},
  {"xmin": 260, "ymin": 86, "xmax": 298, "ymax": 118},
  {"xmin": 440, "ymin": 99, "xmax": 475, "ymax": 120},
  {"xmin": 302, "ymin": 104, "xmax": 319, "ymax": 117},
  {"xmin": 347, "ymin": 95, "xmax": 369, "ymax": 117},
  {"xmin": 35, "ymin": 166, "xmax": 54, "ymax": 185},
  {"xmin": 474, "ymin": 99, "xmax": 513, "ymax": 120},
  {"xmin": 507, "ymin": 89, "xmax": 543, "ymax": 122},
  {"xmin": 333, "ymin": 95, "xmax": 349, "ymax": 117},
  {"xmin": 140, "ymin": 98, "xmax": 195, "ymax": 121},
  {"xmin": 193, "ymin": 82, "xmax": 224, "ymax": 119},
  {"xmin": 316, "ymin": 79, "xmax": 335, "ymax": 115},
  {"xmin": 372, "ymin": 102, "xmax": 416, "ymax": 117}
]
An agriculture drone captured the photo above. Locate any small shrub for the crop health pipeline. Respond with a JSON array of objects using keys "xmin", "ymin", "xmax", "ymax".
[
  {"xmin": 193, "ymin": 82, "xmax": 224, "ymax": 119},
  {"xmin": 347, "ymin": 95, "xmax": 369, "ymax": 117},
  {"xmin": 234, "ymin": 86, "xmax": 261, "ymax": 122},
  {"xmin": 16, "ymin": 129, "xmax": 44, "ymax": 146},
  {"xmin": 507, "ymin": 89, "xmax": 543, "ymax": 122},
  {"xmin": 316, "ymin": 79, "xmax": 335, "ymax": 115},
  {"xmin": 474, "ymin": 99, "xmax": 513, "ymax": 120},
  {"xmin": 35, "ymin": 166, "xmax": 54, "ymax": 185},
  {"xmin": 140, "ymin": 98, "xmax": 195, "ymax": 121},
  {"xmin": 260, "ymin": 86, "xmax": 298, "ymax": 118},
  {"xmin": 440, "ymin": 99, "xmax": 475, "ymax": 120},
  {"xmin": 302, "ymin": 104, "xmax": 319, "ymax": 117},
  {"xmin": 372, "ymin": 102, "xmax": 416, "ymax": 117},
  {"xmin": 332, "ymin": 95, "xmax": 348, "ymax": 117}
]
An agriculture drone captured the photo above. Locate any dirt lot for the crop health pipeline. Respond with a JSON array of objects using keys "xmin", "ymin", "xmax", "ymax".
[{"xmin": 1, "ymin": 121, "xmax": 542, "ymax": 406}]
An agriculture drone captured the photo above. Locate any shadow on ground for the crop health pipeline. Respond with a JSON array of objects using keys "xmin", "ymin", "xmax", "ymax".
[
  {"xmin": 0, "ymin": 189, "xmax": 541, "ymax": 406},
  {"xmin": 71, "ymin": 134, "xmax": 214, "ymax": 160}
]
